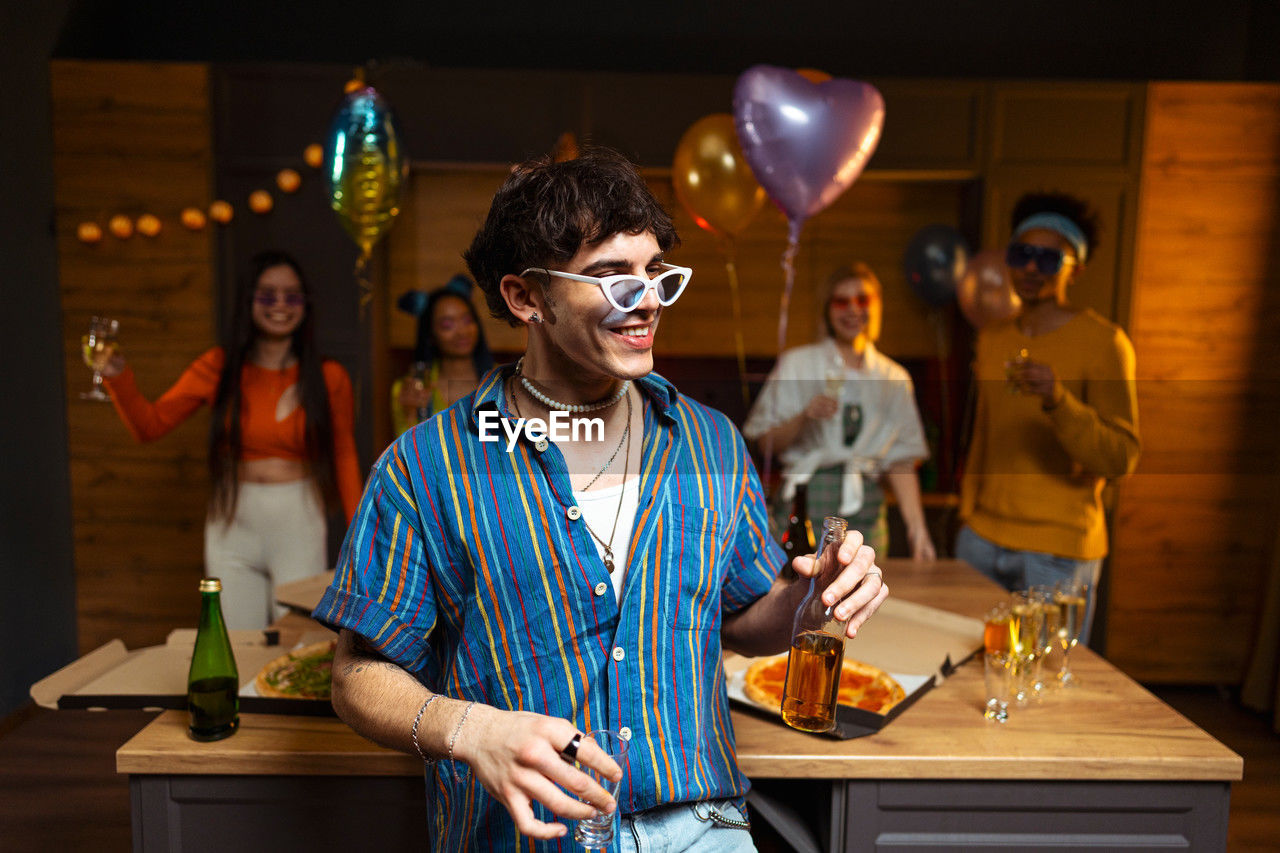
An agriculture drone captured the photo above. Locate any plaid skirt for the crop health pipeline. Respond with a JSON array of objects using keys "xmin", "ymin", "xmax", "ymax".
[{"xmin": 771, "ymin": 464, "xmax": 888, "ymax": 556}]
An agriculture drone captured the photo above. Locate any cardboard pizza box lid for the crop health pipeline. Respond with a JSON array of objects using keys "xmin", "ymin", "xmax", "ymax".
[
  {"xmin": 29, "ymin": 629, "xmax": 332, "ymax": 714},
  {"xmin": 274, "ymin": 571, "xmax": 334, "ymax": 614}
]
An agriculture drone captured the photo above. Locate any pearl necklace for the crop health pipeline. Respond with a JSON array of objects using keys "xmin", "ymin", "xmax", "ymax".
[{"xmin": 515, "ymin": 357, "xmax": 630, "ymax": 414}]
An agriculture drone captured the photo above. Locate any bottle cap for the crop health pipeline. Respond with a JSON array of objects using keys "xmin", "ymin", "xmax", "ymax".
[{"xmin": 199, "ymin": 578, "xmax": 223, "ymax": 593}]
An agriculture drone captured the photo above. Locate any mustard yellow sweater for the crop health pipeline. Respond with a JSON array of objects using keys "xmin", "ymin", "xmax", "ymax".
[{"xmin": 960, "ymin": 309, "xmax": 1140, "ymax": 559}]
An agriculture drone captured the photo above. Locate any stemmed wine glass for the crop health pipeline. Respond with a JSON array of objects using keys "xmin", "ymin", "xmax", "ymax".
[
  {"xmin": 1054, "ymin": 581, "xmax": 1088, "ymax": 687},
  {"xmin": 80, "ymin": 316, "xmax": 119, "ymax": 401}
]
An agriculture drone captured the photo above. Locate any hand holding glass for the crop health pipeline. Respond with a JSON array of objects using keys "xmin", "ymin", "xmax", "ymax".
[
  {"xmin": 571, "ymin": 729, "xmax": 628, "ymax": 849},
  {"xmin": 80, "ymin": 316, "xmax": 119, "ymax": 401}
]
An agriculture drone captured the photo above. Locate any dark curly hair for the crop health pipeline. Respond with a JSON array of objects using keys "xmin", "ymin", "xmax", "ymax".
[
  {"xmin": 1010, "ymin": 192, "xmax": 1101, "ymax": 257},
  {"xmin": 463, "ymin": 148, "xmax": 680, "ymax": 326}
]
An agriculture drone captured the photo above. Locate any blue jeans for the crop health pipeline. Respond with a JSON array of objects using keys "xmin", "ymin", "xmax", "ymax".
[
  {"xmin": 955, "ymin": 526, "xmax": 1103, "ymax": 646},
  {"xmin": 616, "ymin": 799, "xmax": 756, "ymax": 852}
]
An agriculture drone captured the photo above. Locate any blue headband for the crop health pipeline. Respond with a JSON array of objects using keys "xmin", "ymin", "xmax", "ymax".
[{"xmin": 1013, "ymin": 213, "xmax": 1088, "ymax": 263}]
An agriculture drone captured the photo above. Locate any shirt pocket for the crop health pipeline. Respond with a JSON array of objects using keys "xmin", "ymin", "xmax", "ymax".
[{"xmin": 664, "ymin": 501, "xmax": 726, "ymax": 630}]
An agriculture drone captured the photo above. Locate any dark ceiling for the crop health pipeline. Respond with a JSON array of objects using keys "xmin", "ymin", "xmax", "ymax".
[{"xmin": 54, "ymin": 0, "xmax": 1277, "ymax": 81}]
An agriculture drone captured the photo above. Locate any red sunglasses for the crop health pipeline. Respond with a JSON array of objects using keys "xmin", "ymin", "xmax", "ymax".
[{"xmin": 829, "ymin": 292, "xmax": 874, "ymax": 310}]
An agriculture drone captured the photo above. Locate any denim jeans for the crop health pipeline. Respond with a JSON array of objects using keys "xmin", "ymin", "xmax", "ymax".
[
  {"xmin": 955, "ymin": 525, "xmax": 1103, "ymax": 645},
  {"xmin": 616, "ymin": 799, "xmax": 756, "ymax": 853}
]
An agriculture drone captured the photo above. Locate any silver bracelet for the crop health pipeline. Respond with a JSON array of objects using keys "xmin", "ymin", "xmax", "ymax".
[
  {"xmin": 410, "ymin": 694, "xmax": 440, "ymax": 763},
  {"xmin": 447, "ymin": 700, "xmax": 476, "ymax": 764}
]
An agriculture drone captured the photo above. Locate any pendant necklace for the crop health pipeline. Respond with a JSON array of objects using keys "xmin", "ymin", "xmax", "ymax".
[{"xmin": 512, "ymin": 376, "xmax": 633, "ymax": 573}]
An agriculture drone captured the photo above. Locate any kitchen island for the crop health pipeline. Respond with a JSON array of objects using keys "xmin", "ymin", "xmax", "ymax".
[{"xmin": 117, "ymin": 559, "xmax": 1242, "ymax": 851}]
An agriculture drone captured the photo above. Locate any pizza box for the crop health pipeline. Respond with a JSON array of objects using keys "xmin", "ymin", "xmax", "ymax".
[
  {"xmin": 724, "ymin": 596, "xmax": 984, "ymax": 739},
  {"xmin": 30, "ymin": 627, "xmax": 338, "ymax": 717},
  {"xmin": 274, "ymin": 570, "xmax": 334, "ymax": 615}
]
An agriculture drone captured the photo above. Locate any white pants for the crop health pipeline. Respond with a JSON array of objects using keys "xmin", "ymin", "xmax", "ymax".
[{"xmin": 204, "ymin": 480, "xmax": 328, "ymax": 631}]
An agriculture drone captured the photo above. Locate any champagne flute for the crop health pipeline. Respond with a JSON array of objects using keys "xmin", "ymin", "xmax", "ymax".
[
  {"xmin": 1054, "ymin": 581, "xmax": 1088, "ymax": 687},
  {"xmin": 823, "ymin": 351, "xmax": 845, "ymax": 401},
  {"xmin": 982, "ymin": 602, "xmax": 1013, "ymax": 722},
  {"xmin": 1008, "ymin": 590, "xmax": 1043, "ymax": 705},
  {"xmin": 1029, "ymin": 585, "xmax": 1062, "ymax": 696},
  {"xmin": 80, "ymin": 316, "xmax": 119, "ymax": 401},
  {"xmin": 1005, "ymin": 347, "xmax": 1029, "ymax": 394}
]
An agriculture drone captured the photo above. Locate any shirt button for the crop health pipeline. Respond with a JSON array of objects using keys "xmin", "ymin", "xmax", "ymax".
[
  {"xmin": 535, "ymin": 438, "xmax": 549, "ymax": 452},
  {"xmin": 612, "ymin": 647, "xmax": 625, "ymax": 662},
  {"xmin": 594, "ymin": 582, "xmax": 608, "ymax": 596},
  {"xmin": 619, "ymin": 727, "xmax": 632, "ymax": 741},
  {"xmin": 567, "ymin": 506, "xmax": 581, "ymax": 521}
]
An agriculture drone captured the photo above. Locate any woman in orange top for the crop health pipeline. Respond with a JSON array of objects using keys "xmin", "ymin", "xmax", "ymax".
[{"xmin": 99, "ymin": 250, "xmax": 363, "ymax": 629}]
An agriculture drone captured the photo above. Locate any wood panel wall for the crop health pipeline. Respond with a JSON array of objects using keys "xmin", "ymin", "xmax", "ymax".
[
  {"xmin": 53, "ymin": 61, "xmax": 217, "ymax": 653},
  {"xmin": 385, "ymin": 169, "xmax": 970, "ymax": 359},
  {"xmin": 1107, "ymin": 83, "xmax": 1280, "ymax": 682}
]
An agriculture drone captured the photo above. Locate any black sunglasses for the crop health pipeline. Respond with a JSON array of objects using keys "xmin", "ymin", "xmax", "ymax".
[{"xmin": 1006, "ymin": 242, "xmax": 1074, "ymax": 276}]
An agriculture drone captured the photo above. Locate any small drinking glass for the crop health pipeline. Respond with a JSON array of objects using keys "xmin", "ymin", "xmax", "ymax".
[
  {"xmin": 1054, "ymin": 581, "xmax": 1088, "ymax": 687},
  {"xmin": 80, "ymin": 316, "xmax": 119, "ymax": 401},
  {"xmin": 982, "ymin": 603, "xmax": 1013, "ymax": 723},
  {"xmin": 573, "ymin": 729, "xmax": 628, "ymax": 850}
]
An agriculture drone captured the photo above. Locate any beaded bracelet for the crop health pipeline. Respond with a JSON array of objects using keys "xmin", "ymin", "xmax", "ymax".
[
  {"xmin": 410, "ymin": 694, "xmax": 440, "ymax": 763},
  {"xmin": 448, "ymin": 700, "xmax": 477, "ymax": 764}
]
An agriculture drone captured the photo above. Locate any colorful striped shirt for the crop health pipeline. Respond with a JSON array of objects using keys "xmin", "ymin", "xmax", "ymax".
[{"xmin": 313, "ymin": 365, "xmax": 783, "ymax": 851}]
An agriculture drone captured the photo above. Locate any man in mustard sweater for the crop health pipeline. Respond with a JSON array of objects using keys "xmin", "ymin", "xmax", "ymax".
[{"xmin": 957, "ymin": 193, "xmax": 1140, "ymax": 645}]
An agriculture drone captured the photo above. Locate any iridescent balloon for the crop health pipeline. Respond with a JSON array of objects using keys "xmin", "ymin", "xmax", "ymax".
[
  {"xmin": 732, "ymin": 65, "xmax": 885, "ymax": 235},
  {"xmin": 324, "ymin": 86, "xmax": 409, "ymax": 261}
]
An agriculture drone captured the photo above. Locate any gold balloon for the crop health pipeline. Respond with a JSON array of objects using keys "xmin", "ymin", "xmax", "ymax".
[
  {"xmin": 795, "ymin": 67, "xmax": 833, "ymax": 84},
  {"xmin": 671, "ymin": 114, "xmax": 766, "ymax": 239}
]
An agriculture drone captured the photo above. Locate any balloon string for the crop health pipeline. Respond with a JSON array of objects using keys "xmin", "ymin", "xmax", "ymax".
[
  {"xmin": 720, "ymin": 238, "xmax": 750, "ymax": 408},
  {"xmin": 355, "ymin": 253, "xmax": 374, "ymax": 320},
  {"xmin": 352, "ymin": 252, "xmax": 374, "ymax": 435},
  {"xmin": 763, "ymin": 223, "xmax": 803, "ymax": 498},
  {"xmin": 931, "ymin": 309, "xmax": 952, "ymax": 492}
]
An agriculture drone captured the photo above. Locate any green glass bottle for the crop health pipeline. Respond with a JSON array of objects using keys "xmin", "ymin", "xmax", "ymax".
[{"xmin": 187, "ymin": 578, "xmax": 239, "ymax": 741}]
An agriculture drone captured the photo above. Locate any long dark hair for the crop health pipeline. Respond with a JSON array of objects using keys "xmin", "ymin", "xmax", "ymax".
[
  {"xmin": 209, "ymin": 250, "xmax": 338, "ymax": 520},
  {"xmin": 412, "ymin": 278, "xmax": 495, "ymax": 376}
]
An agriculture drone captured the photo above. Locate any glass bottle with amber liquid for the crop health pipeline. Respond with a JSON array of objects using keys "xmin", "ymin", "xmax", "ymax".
[
  {"xmin": 778, "ymin": 483, "xmax": 816, "ymax": 581},
  {"xmin": 781, "ymin": 516, "xmax": 849, "ymax": 733},
  {"xmin": 187, "ymin": 578, "xmax": 239, "ymax": 741}
]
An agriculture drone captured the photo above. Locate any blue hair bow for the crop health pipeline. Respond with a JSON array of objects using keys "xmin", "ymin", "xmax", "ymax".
[{"xmin": 396, "ymin": 274, "xmax": 476, "ymax": 316}]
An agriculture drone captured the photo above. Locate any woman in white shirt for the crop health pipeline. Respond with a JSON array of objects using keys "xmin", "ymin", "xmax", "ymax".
[{"xmin": 744, "ymin": 262, "xmax": 937, "ymax": 559}]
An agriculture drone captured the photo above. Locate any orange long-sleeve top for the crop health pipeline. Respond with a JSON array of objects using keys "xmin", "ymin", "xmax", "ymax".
[{"xmin": 103, "ymin": 347, "xmax": 363, "ymax": 523}]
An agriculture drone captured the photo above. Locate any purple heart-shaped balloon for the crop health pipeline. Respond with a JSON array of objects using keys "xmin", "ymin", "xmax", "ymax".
[{"xmin": 733, "ymin": 66, "xmax": 885, "ymax": 231}]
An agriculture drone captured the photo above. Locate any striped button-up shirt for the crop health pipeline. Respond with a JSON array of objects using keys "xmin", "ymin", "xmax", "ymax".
[{"xmin": 314, "ymin": 366, "xmax": 783, "ymax": 851}]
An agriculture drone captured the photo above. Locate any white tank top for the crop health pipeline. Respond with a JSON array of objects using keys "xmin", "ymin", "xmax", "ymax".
[{"xmin": 572, "ymin": 475, "xmax": 641, "ymax": 602}]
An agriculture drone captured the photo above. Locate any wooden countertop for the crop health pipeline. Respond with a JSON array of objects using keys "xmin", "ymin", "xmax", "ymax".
[{"xmin": 117, "ymin": 559, "xmax": 1242, "ymax": 782}]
